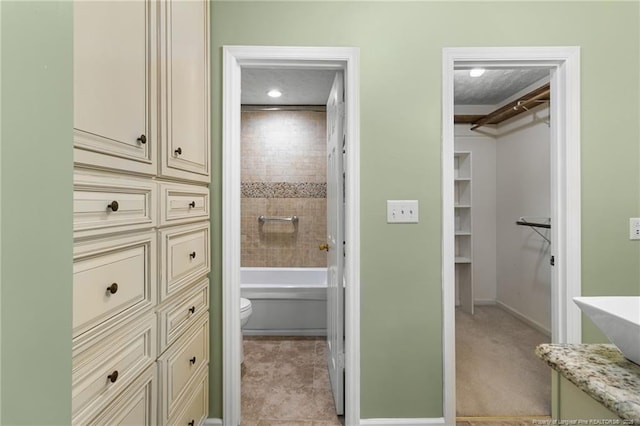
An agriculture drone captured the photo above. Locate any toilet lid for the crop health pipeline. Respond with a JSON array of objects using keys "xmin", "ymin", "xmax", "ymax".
[{"xmin": 240, "ymin": 297, "xmax": 252, "ymax": 312}]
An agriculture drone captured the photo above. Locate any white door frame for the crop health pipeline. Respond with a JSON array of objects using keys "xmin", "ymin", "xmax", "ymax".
[
  {"xmin": 222, "ymin": 46, "xmax": 360, "ymax": 426},
  {"xmin": 442, "ymin": 46, "xmax": 582, "ymax": 424}
]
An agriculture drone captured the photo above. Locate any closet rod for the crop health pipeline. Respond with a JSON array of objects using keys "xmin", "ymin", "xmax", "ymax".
[
  {"xmin": 470, "ymin": 83, "xmax": 550, "ymax": 130},
  {"xmin": 516, "ymin": 219, "xmax": 551, "ymax": 229}
]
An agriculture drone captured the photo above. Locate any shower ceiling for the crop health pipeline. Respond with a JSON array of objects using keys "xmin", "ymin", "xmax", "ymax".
[
  {"xmin": 241, "ymin": 67, "xmax": 551, "ymax": 106},
  {"xmin": 241, "ymin": 69, "xmax": 337, "ymax": 105}
]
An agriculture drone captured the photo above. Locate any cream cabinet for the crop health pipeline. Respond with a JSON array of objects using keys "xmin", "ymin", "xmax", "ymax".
[
  {"xmin": 159, "ymin": 0, "xmax": 210, "ymax": 183},
  {"xmin": 73, "ymin": 0, "xmax": 210, "ymax": 424},
  {"xmin": 74, "ymin": 0, "xmax": 210, "ymax": 185},
  {"xmin": 73, "ymin": 0, "xmax": 158, "ymax": 176}
]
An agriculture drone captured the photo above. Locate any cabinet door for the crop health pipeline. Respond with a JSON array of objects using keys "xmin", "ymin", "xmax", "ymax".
[
  {"xmin": 160, "ymin": 0, "xmax": 210, "ymax": 183},
  {"xmin": 74, "ymin": 1, "xmax": 157, "ymax": 175}
]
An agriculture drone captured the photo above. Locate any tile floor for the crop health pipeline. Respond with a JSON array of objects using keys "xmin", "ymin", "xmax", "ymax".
[
  {"xmin": 240, "ymin": 337, "xmax": 549, "ymax": 426},
  {"xmin": 241, "ymin": 336, "xmax": 343, "ymax": 426}
]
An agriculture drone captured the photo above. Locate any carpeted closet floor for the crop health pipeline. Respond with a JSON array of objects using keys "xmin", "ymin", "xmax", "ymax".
[{"xmin": 456, "ymin": 305, "xmax": 552, "ymax": 419}]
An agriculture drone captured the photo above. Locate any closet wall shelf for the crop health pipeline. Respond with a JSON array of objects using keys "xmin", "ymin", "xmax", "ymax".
[
  {"xmin": 516, "ymin": 218, "xmax": 551, "ymax": 229},
  {"xmin": 454, "ymin": 82, "xmax": 550, "ymax": 129},
  {"xmin": 517, "ymin": 217, "xmax": 551, "ymax": 244}
]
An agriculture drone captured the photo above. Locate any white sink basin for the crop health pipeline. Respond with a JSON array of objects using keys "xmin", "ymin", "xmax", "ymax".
[{"xmin": 574, "ymin": 296, "xmax": 640, "ymax": 365}]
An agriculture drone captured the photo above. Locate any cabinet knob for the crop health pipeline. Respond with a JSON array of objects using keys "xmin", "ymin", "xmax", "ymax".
[
  {"xmin": 106, "ymin": 283, "xmax": 118, "ymax": 295},
  {"xmin": 107, "ymin": 370, "xmax": 119, "ymax": 383},
  {"xmin": 189, "ymin": 201, "xmax": 196, "ymax": 208},
  {"xmin": 189, "ymin": 306, "xmax": 196, "ymax": 314},
  {"xmin": 174, "ymin": 147, "xmax": 182, "ymax": 156},
  {"xmin": 188, "ymin": 421, "xmax": 195, "ymax": 426},
  {"xmin": 137, "ymin": 134, "xmax": 147, "ymax": 144},
  {"xmin": 107, "ymin": 200, "xmax": 119, "ymax": 212},
  {"xmin": 189, "ymin": 356, "xmax": 196, "ymax": 365},
  {"xmin": 189, "ymin": 251, "xmax": 196, "ymax": 259}
]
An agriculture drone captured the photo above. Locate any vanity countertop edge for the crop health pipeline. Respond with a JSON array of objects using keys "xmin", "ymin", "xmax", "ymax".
[{"xmin": 536, "ymin": 343, "xmax": 640, "ymax": 423}]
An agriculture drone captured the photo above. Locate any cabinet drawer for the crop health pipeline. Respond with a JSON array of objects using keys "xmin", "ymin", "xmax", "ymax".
[
  {"xmin": 82, "ymin": 364, "xmax": 157, "ymax": 426},
  {"xmin": 72, "ymin": 313, "xmax": 156, "ymax": 423},
  {"xmin": 74, "ymin": 169, "xmax": 157, "ymax": 239},
  {"xmin": 166, "ymin": 368, "xmax": 208, "ymax": 426},
  {"xmin": 159, "ymin": 222, "xmax": 210, "ymax": 301},
  {"xmin": 158, "ymin": 315, "xmax": 209, "ymax": 423},
  {"xmin": 159, "ymin": 182, "xmax": 209, "ymax": 227},
  {"xmin": 158, "ymin": 278, "xmax": 209, "ymax": 354},
  {"xmin": 73, "ymin": 232, "xmax": 156, "ymax": 338}
]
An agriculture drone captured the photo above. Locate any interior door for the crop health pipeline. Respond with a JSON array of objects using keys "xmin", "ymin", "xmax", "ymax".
[{"xmin": 326, "ymin": 71, "xmax": 345, "ymax": 415}]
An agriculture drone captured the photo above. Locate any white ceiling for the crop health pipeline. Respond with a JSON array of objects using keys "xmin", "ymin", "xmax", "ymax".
[
  {"xmin": 241, "ymin": 69, "xmax": 337, "ymax": 105},
  {"xmin": 454, "ymin": 68, "xmax": 550, "ymax": 105},
  {"xmin": 241, "ymin": 67, "xmax": 551, "ymax": 106}
]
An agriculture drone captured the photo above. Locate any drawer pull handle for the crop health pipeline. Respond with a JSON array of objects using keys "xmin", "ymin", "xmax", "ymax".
[
  {"xmin": 189, "ymin": 251, "xmax": 196, "ymax": 259},
  {"xmin": 174, "ymin": 147, "xmax": 182, "ymax": 156},
  {"xmin": 188, "ymin": 421, "xmax": 195, "ymax": 426},
  {"xmin": 189, "ymin": 306, "xmax": 196, "ymax": 314},
  {"xmin": 107, "ymin": 201, "xmax": 119, "ymax": 212},
  {"xmin": 189, "ymin": 356, "xmax": 196, "ymax": 365},
  {"xmin": 107, "ymin": 370, "xmax": 119, "ymax": 383},
  {"xmin": 106, "ymin": 283, "xmax": 118, "ymax": 295},
  {"xmin": 189, "ymin": 201, "xmax": 196, "ymax": 208},
  {"xmin": 137, "ymin": 134, "xmax": 147, "ymax": 144}
]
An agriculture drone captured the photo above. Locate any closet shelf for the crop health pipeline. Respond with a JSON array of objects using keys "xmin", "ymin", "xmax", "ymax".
[
  {"xmin": 455, "ymin": 256, "xmax": 472, "ymax": 264},
  {"xmin": 454, "ymin": 82, "xmax": 550, "ymax": 129}
]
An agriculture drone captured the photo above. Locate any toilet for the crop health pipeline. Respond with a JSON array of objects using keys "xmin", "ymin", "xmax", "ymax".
[{"xmin": 240, "ymin": 297, "xmax": 253, "ymax": 363}]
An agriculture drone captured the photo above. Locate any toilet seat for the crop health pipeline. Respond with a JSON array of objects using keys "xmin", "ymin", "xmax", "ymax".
[{"xmin": 240, "ymin": 297, "xmax": 252, "ymax": 314}]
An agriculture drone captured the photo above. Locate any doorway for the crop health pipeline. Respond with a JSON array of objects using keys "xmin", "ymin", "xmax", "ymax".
[
  {"xmin": 222, "ymin": 46, "xmax": 361, "ymax": 426},
  {"xmin": 453, "ymin": 66, "xmax": 553, "ymax": 419},
  {"xmin": 442, "ymin": 47, "xmax": 582, "ymax": 424},
  {"xmin": 238, "ymin": 68, "xmax": 342, "ymax": 423}
]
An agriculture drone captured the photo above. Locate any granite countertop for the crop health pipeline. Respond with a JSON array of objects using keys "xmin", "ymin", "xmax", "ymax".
[{"xmin": 536, "ymin": 343, "xmax": 640, "ymax": 423}]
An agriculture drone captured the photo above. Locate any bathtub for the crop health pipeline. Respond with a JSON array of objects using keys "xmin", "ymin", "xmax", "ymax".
[{"xmin": 240, "ymin": 267, "xmax": 327, "ymax": 336}]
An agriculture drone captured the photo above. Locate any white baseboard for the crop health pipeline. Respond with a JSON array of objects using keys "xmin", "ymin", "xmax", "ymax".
[
  {"xmin": 204, "ymin": 419, "xmax": 223, "ymax": 425},
  {"xmin": 496, "ymin": 300, "xmax": 551, "ymax": 337},
  {"xmin": 360, "ymin": 418, "xmax": 446, "ymax": 425},
  {"xmin": 473, "ymin": 299, "xmax": 496, "ymax": 306}
]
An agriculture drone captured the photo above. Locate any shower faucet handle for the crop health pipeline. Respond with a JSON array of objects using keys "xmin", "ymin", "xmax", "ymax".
[{"xmin": 319, "ymin": 243, "xmax": 329, "ymax": 252}]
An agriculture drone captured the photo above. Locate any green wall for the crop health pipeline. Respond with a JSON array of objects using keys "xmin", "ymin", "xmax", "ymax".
[
  {"xmin": 0, "ymin": 1, "xmax": 73, "ymax": 424},
  {"xmin": 209, "ymin": 1, "xmax": 640, "ymax": 419}
]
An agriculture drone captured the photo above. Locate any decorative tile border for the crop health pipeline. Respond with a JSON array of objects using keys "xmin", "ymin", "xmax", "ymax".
[{"xmin": 242, "ymin": 182, "xmax": 326, "ymax": 198}]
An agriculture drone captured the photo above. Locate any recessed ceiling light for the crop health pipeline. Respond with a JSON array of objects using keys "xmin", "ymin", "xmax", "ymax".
[
  {"xmin": 267, "ymin": 89, "xmax": 282, "ymax": 98},
  {"xmin": 469, "ymin": 68, "xmax": 485, "ymax": 78}
]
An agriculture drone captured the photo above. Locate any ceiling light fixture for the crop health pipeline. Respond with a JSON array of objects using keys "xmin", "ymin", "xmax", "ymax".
[
  {"xmin": 267, "ymin": 89, "xmax": 282, "ymax": 98},
  {"xmin": 469, "ymin": 68, "xmax": 485, "ymax": 78}
]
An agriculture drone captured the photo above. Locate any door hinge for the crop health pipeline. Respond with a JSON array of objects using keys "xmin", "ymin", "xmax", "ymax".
[{"xmin": 550, "ymin": 255, "xmax": 555, "ymax": 266}]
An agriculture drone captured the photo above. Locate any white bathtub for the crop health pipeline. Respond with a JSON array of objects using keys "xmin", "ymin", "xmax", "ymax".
[{"xmin": 240, "ymin": 267, "xmax": 327, "ymax": 336}]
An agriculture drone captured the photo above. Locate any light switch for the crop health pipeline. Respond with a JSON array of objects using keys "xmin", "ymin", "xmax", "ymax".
[
  {"xmin": 387, "ymin": 200, "xmax": 419, "ymax": 223},
  {"xmin": 630, "ymin": 218, "xmax": 640, "ymax": 240}
]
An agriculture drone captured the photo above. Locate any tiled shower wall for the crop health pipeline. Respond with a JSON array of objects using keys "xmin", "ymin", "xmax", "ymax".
[{"xmin": 241, "ymin": 109, "xmax": 327, "ymax": 267}]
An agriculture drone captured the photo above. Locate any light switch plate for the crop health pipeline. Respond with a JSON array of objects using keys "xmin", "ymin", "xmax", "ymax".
[
  {"xmin": 630, "ymin": 218, "xmax": 640, "ymax": 240},
  {"xmin": 387, "ymin": 200, "xmax": 419, "ymax": 223}
]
